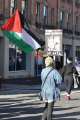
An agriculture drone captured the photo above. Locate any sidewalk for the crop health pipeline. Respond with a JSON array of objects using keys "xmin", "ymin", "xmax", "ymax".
[
  {"xmin": 0, "ymin": 83, "xmax": 41, "ymax": 90},
  {"xmin": 0, "ymin": 83, "xmax": 80, "ymax": 95},
  {"xmin": 0, "ymin": 82, "xmax": 80, "ymax": 91},
  {"xmin": 2, "ymin": 77, "xmax": 41, "ymax": 85}
]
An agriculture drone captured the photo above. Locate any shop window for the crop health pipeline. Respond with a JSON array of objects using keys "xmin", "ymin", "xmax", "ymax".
[{"xmin": 9, "ymin": 43, "xmax": 26, "ymax": 71}]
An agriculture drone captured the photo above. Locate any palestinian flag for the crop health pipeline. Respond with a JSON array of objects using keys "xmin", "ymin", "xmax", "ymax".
[{"xmin": 1, "ymin": 9, "xmax": 41, "ymax": 53}]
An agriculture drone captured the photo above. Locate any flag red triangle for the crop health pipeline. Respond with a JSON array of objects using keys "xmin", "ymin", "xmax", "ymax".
[{"xmin": 1, "ymin": 9, "xmax": 22, "ymax": 32}]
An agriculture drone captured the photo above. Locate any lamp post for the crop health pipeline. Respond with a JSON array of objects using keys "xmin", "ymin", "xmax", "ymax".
[
  {"xmin": 72, "ymin": 0, "xmax": 75, "ymax": 65},
  {"xmin": 72, "ymin": 0, "xmax": 78, "ymax": 88}
]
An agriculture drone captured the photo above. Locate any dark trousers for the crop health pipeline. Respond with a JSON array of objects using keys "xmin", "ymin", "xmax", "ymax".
[
  {"xmin": 42, "ymin": 102, "xmax": 54, "ymax": 120},
  {"xmin": 64, "ymin": 76, "xmax": 73, "ymax": 94}
]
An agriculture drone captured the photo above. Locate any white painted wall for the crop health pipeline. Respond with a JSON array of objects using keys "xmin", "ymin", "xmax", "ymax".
[{"xmin": 3, "ymin": 37, "xmax": 35, "ymax": 79}]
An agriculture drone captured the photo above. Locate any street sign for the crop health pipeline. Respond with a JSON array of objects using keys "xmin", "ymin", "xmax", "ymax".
[{"xmin": 45, "ymin": 29, "xmax": 63, "ymax": 56}]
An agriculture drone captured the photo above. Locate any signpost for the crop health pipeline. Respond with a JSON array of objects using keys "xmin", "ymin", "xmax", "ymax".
[{"xmin": 45, "ymin": 29, "xmax": 63, "ymax": 57}]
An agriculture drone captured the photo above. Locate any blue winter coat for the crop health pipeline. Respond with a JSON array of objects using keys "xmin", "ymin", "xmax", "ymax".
[{"xmin": 41, "ymin": 67, "xmax": 62, "ymax": 102}]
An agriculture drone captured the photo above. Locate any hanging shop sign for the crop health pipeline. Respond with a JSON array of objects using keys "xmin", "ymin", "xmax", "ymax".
[{"xmin": 45, "ymin": 29, "xmax": 63, "ymax": 56}]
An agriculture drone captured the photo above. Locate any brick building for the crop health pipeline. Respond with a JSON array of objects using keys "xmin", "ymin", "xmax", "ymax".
[
  {"xmin": 0, "ymin": 0, "xmax": 80, "ymax": 79},
  {"xmin": 25, "ymin": 0, "xmax": 80, "ymax": 65}
]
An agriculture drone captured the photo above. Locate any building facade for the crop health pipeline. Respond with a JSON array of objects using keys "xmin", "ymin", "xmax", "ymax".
[
  {"xmin": 33, "ymin": 0, "xmax": 80, "ymax": 64},
  {"xmin": 0, "ymin": 0, "xmax": 80, "ymax": 79}
]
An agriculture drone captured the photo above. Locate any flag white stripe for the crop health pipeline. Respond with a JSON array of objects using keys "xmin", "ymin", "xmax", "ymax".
[{"xmin": 16, "ymin": 29, "xmax": 41, "ymax": 49}]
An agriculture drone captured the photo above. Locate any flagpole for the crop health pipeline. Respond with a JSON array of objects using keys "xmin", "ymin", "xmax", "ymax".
[{"xmin": 15, "ymin": 46, "xmax": 17, "ymax": 71}]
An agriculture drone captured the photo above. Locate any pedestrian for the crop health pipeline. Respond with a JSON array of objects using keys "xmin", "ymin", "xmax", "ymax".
[
  {"xmin": 41, "ymin": 56, "xmax": 62, "ymax": 120},
  {"xmin": 55, "ymin": 60, "xmax": 62, "ymax": 71},
  {"xmin": 62, "ymin": 57, "xmax": 76, "ymax": 100}
]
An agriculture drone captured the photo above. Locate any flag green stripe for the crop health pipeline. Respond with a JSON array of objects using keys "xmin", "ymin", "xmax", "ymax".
[{"xmin": 2, "ymin": 31, "xmax": 33, "ymax": 53}]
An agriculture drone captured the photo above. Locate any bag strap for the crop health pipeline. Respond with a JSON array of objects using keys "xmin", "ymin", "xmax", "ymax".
[{"xmin": 41, "ymin": 68, "xmax": 53, "ymax": 89}]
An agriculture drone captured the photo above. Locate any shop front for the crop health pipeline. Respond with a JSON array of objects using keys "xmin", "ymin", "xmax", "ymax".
[{"xmin": 0, "ymin": 36, "xmax": 35, "ymax": 79}]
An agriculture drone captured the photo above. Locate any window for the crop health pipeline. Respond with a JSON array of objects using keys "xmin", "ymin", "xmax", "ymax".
[
  {"xmin": 36, "ymin": 2, "xmax": 40, "ymax": 24},
  {"xmin": 61, "ymin": 0, "xmax": 66, "ymax": 2},
  {"xmin": 75, "ymin": 16, "xmax": 79, "ymax": 32},
  {"xmin": 67, "ymin": 0, "xmax": 72, "ymax": 4},
  {"xmin": 66, "ymin": 12, "xmax": 70, "ymax": 29},
  {"xmin": 60, "ymin": 11, "xmax": 63, "ymax": 22},
  {"xmin": 45, "ymin": 6, "xmax": 48, "ymax": 24},
  {"xmin": 36, "ymin": 2, "xmax": 40, "ymax": 17},
  {"xmin": 43, "ymin": 5, "xmax": 47, "ymax": 17},
  {"xmin": 76, "ymin": 0, "xmax": 80, "ymax": 7},
  {"xmin": 51, "ymin": 8, "xmax": 54, "ymax": 25},
  {"xmin": 21, "ymin": 0, "xmax": 26, "ymax": 14},
  {"xmin": 60, "ymin": 10, "xmax": 65, "ymax": 27},
  {"xmin": 21, "ymin": 0, "xmax": 29, "ymax": 16},
  {"xmin": 9, "ymin": 43, "xmax": 26, "ymax": 71},
  {"xmin": 10, "ymin": 0, "xmax": 17, "ymax": 16},
  {"xmin": 21, "ymin": 0, "xmax": 29, "ymax": 21},
  {"xmin": 25, "ymin": 0, "xmax": 28, "ymax": 18},
  {"xmin": 43, "ymin": 5, "xmax": 48, "ymax": 25},
  {"xmin": 66, "ymin": 10, "xmax": 72, "ymax": 30},
  {"xmin": 66, "ymin": 12, "xmax": 69, "ymax": 23}
]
